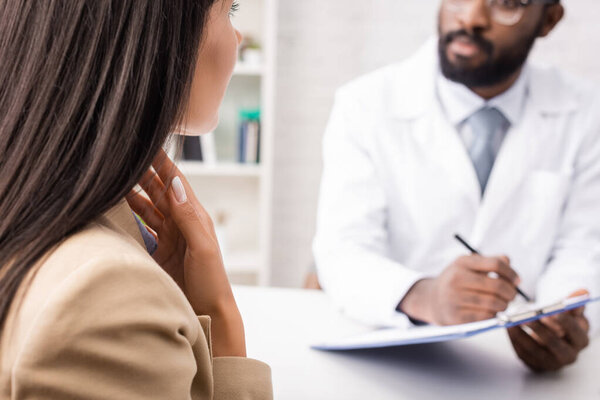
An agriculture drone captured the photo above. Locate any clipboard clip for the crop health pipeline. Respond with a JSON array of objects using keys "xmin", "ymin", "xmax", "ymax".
[
  {"xmin": 497, "ymin": 309, "xmax": 540, "ymax": 324},
  {"xmin": 497, "ymin": 294, "xmax": 591, "ymax": 325}
]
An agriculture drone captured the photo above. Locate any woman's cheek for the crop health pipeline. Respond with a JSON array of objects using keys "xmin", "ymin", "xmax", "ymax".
[{"xmin": 178, "ymin": 19, "xmax": 239, "ymax": 136}]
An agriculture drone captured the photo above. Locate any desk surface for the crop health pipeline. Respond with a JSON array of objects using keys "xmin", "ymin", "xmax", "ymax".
[{"xmin": 234, "ymin": 286, "xmax": 600, "ymax": 400}]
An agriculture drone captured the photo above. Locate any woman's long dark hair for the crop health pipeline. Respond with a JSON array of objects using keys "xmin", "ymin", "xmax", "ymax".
[{"xmin": 0, "ymin": 0, "xmax": 217, "ymax": 329}]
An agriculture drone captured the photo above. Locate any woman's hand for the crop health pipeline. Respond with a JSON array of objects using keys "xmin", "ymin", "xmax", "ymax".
[{"xmin": 126, "ymin": 149, "xmax": 246, "ymax": 357}]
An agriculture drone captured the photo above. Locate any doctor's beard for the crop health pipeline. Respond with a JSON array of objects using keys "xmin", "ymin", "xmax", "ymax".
[{"xmin": 438, "ymin": 29, "xmax": 538, "ymax": 89}]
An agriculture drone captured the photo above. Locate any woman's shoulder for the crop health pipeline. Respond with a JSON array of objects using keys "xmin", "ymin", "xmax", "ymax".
[
  {"xmin": 0, "ymin": 223, "xmax": 217, "ymax": 399},
  {"xmin": 25, "ymin": 221, "xmax": 193, "ymax": 316},
  {"xmin": 3, "ymin": 222, "xmax": 201, "ymax": 372}
]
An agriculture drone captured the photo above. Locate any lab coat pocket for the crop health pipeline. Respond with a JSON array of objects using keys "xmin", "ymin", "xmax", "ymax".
[{"xmin": 520, "ymin": 170, "xmax": 571, "ymax": 248}]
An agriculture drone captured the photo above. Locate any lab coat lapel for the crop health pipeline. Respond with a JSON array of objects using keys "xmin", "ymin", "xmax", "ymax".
[
  {"xmin": 470, "ymin": 67, "xmax": 580, "ymax": 245},
  {"xmin": 429, "ymin": 102, "xmax": 482, "ymax": 212},
  {"xmin": 469, "ymin": 115, "xmax": 535, "ymax": 244},
  {"xmin": 389, "ymin": 38, "xmax": 482, "ymax": 216}
]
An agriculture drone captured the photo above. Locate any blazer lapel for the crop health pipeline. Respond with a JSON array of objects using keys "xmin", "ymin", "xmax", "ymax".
[{"xmin": 98, "ymin": 198, "xmax": 146, "ymax": 251}]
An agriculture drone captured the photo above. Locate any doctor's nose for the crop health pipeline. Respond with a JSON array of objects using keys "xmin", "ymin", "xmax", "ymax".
[{"xmin": 456, "ymin": 0, "xmax": 492, "ymax": 33}]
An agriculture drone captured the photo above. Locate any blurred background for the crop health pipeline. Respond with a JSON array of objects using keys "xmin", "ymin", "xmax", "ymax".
[{"xmin": 176, "ymin": 0, "xmax": 600, "ymax": 288}]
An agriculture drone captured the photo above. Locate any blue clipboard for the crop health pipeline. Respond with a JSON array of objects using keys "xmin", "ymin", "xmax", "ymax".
[{"xmin": 312, "ymin": 294, "xmax": 599, "ymax": 351}]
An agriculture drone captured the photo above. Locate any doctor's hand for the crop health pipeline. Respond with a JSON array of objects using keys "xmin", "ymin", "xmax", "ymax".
[
  {"xmin": 399, "ymin": 255, "xmax": 519, "ymax": 325},
  {"xmin": 126, "ymin": 149, "xmax": 246, "ymax": 358},
  {"xmin": 508, "ymin": 289, "xmax": 590, "ymax": 373}
]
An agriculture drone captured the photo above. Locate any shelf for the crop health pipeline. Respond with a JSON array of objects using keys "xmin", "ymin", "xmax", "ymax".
[
  {"xmin": 177, "ymin": 161, "xmax": 262, "ymax": 178},
  {"xmin": 233, "ymin": 63, "xmax": 264, "ymax": 76}
]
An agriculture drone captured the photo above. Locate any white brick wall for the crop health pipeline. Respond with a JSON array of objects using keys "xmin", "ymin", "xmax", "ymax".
[{"xmin": 269, "ymin": 0, "xmax": 600, "ymax": 287}]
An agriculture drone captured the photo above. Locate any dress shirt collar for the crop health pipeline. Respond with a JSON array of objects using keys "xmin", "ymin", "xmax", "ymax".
[{"xmin": 436, "ymin": 65, "xmax": 530, "ymax": 127}]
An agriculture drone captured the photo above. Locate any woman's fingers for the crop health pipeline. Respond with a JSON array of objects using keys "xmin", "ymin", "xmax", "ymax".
[
  {"xmin": 147, "ymin": 149, "xmax": 218, "ymax": 254},
  {"xmin": 167, "ymin": 175, "xmax": 218, "ymax": 255},
  {"xmin": 152, "ymin": 149, "xmax": 214, "ymax": 225},
  {"xmin": 153, "ymin": 149, "xmax": 195, "ymax": 206},
  {"xmin": 139, "ymin": 169, "xmax": 171, "ymax": 218},
  {"xmin": 125, "ymin": 190, "xmax": 164, "ymax": 233},
  {"xmin": 152, "ymin": 149, "xmax": 182, "ymax": 188}
]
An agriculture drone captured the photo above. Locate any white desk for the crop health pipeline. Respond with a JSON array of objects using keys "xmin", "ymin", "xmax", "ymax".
[{"xmin": 234, "ymin": 286, "xmax": 600, "ymax": 400}]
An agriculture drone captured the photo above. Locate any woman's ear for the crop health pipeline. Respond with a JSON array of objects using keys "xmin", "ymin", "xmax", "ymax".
[{"xmin": 538, "ymin": 4, "xmax": 564, "ymax": 38}]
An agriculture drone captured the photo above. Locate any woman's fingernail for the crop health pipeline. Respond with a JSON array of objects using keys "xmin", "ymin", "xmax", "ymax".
[{"xmin": 172, "ymin": 176, "xmax": 187, "ymax": 204}]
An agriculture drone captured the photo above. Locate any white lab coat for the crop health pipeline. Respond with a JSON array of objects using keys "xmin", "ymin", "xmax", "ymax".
[{"xmin": 313, "ymin": 40, "xmax": 600, "ymax": 331}]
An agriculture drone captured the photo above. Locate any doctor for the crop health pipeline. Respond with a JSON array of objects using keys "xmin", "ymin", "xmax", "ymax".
[{"xmin": 314, "ymin": 0, "xmax": 600, "ymax": 371}]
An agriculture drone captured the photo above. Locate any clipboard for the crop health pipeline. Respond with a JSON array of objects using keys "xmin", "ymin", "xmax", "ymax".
[{"xmin": 312, "ymin": 294, "xmax": 599, "ymax": 351}]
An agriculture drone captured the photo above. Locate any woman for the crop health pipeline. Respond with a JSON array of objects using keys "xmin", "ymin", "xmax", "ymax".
[{"xmin": 0, "ymin": 0, "xmax": 272, "ymax": 398}]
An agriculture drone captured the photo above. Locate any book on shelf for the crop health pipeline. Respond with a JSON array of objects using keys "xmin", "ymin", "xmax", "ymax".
[
  {"xmin": 178, "ymin": 109, "xmax": 261, "ymax": 166},
  {"xmin": 182, "ymin": 136, "xmax": 203, "ymax": 161},
  {"xmin": 238, "ymin": 109, "xmax": 261, "ymax": 164},
  {"xmin": 180, "ymin": 132, "xmax": 217, "ymax": 165}
]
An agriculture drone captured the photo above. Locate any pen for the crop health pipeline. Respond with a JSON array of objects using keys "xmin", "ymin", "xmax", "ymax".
[{"xmin": 454, "ymin": 234, "xmax": 532, "ymax": 302}]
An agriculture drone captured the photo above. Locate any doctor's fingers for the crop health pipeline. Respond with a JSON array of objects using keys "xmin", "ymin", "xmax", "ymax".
[
  {"xmin": 523, "ymin": 321, "xmax": 579, "ymax": 367},
  {"xmin": 457, "ymin": 291, "xmax": 509, "ymax": 314},
  {"xmin": 461, "ymin": 255, "xmax": 519, "ymax": 285},
  {"xmin": 556, "ymin": 313, "xmax": 590, "ymax": 350},
  {"xmin": 508, "ymin": 327, "xmax": 562, "ymax": 372},
  {"xmin": 454, "ymin": 307, "xmax": 496, "ymax": 324},
  {"xmin": 540, "ymin": 316, "xmax": 566, "ymax": 338},
  {"xmin": 459, "ymin": 271, "xmax": 518, "ymax": 302},
  {"xmin": 540, "ymin": 310, "xmax": 587, "ymax": 339}
]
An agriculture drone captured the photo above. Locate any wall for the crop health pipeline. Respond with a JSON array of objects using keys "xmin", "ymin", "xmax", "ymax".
[{"xmin": 269, "ymin": 0, "xmax": 600, "ymax": 287}]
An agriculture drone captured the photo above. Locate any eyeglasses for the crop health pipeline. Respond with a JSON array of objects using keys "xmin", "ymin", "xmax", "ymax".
[{"xmin": 444, "ymin": 0, "xmax": 560, "ymax": 26}]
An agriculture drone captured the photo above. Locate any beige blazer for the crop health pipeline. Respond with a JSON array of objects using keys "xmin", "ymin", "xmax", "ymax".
[{"xmin": 0, "ymin": 199, "xmax": 272, "ymax": 399}]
